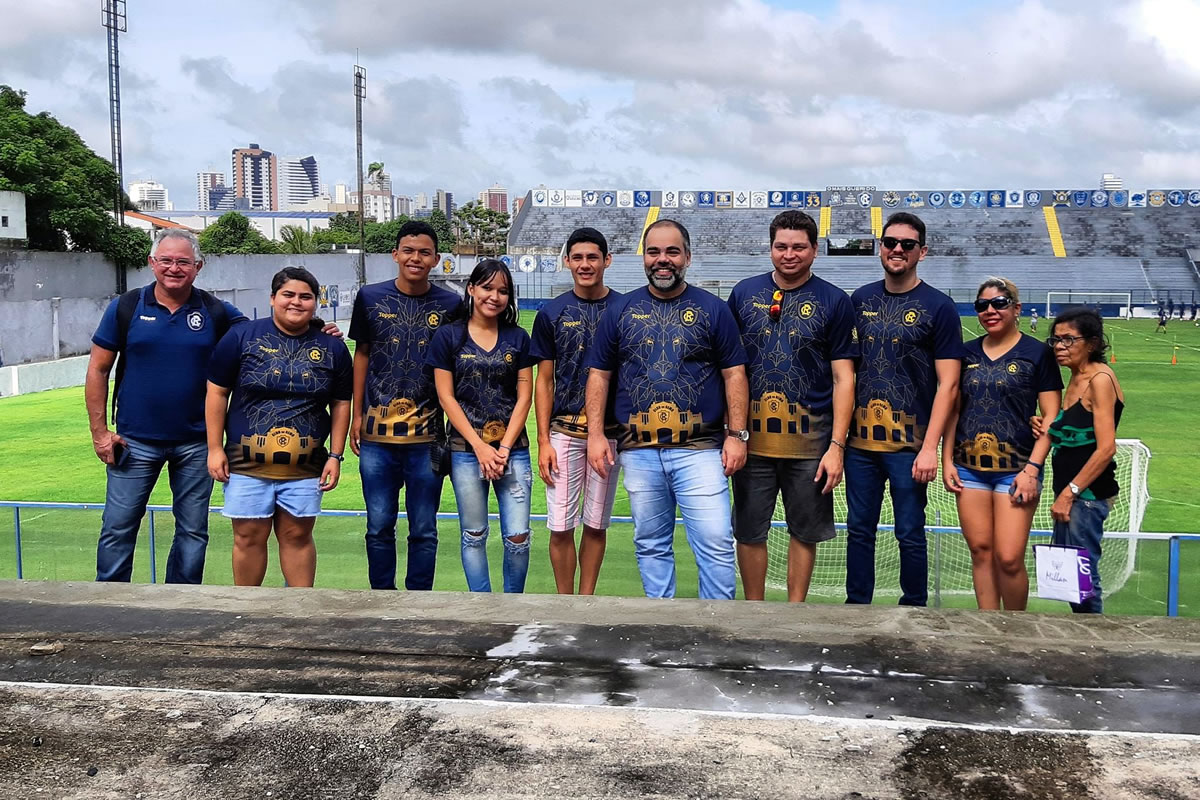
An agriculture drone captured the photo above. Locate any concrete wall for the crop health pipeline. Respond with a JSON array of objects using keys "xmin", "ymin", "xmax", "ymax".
[{"xmin": 0, "ymin": 355, "xmax": 89, "ymax": 398}]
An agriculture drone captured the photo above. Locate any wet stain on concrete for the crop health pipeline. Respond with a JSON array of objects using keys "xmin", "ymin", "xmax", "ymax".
[{"xmin": 893, "ymin": 728, "xmax": 1097, "ymax": 800}]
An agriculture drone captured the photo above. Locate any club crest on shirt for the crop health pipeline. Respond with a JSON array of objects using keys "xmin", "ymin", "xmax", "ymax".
[
  {"xmin": 1007, "ymin": 362, "xmax": 1019, "ymax": 374},
  {"xmin": 308, "ymin": 347, "xmax": 324, "ymax": 363},
  {"xmin": 680, "ymin": 308, "xmax": 698, "ymax": 326},
  {"xmin": 903, "ymin": 309, "xmax": 920, "ymax": 326},
  {"xmin": 427, "ymin": 311, "xmax": 441, "ymax": 328},
  {"xmin": 504, "ymin": 352, "xmax": 514, "ymax": 364},
  {"xmin": 187, "ymin": 311, "xmax": 205, "ymax": 331},
  {"xmin": 799, "ymin": 301, "xmax": 816, "ymax": 319}
]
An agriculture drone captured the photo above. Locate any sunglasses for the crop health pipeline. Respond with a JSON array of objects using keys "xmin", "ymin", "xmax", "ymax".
[
  {"xmin": 769, "ymin": 290, "xmax": 783, "ymax": 322},
  {"xmin": 880, "ymin": 236, "xmax": 921, "ymax": 252},
  {"xmin": 1047, "ymin": 335, "xmax": 1086, "ymax": 348},
  {"xmin": 973, "ymin": 296, "xmax": 1014, "ymax": 313}
]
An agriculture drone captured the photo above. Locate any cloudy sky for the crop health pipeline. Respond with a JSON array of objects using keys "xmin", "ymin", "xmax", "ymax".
[{"xmin": 4, "ymin": 0, "xmax": 1200, "ymax": 209}]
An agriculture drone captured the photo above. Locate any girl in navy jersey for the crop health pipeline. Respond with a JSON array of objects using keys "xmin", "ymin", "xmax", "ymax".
[
  {"xmin": 1043, "ymin": 307, "xmax": 1124, "ymax": 614},
  {"xmin": 943, "ymin": 278, "xmax": 1062, "ymax": 610},
  {"xmin": 206, "ymin": 267, "xmax": 352, "ymax": 587},
  {"xmin": 428, "ymin": 260, "xmax": 535, "ymax": 593}
]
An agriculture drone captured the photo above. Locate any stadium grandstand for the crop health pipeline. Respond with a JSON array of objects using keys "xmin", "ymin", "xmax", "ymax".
[{"xmin": 508, "ymin": 188, "xmax": 1200, "ymax": 310}]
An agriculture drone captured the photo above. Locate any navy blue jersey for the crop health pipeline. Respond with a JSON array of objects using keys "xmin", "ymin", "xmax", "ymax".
[
  {"xmin": 208, "ymin": 318, "xmax": 353, "ymax": 479},
  {"xmin": 529, "ymin": 288, "xmax": 623, "ymax": 439},
  {"xmin": 955, "ymin": 334, "xmax": 1063, "ymax": 472},
  {"xmin": 92, "ymin": 284, "xmax": 245, "ymax": 443},
  {"xmin": 426, "ymin": 322, "xmax": 535, "ymax": 450},
  {"xmin": 850, "ymin": 280, "xmax": 963, "ymax": 453},
  {"xmin": 587, "ymin": 285, "xmax": 747, "ymax": 450},
  {"xmin": 348, "ymin": 280, "xmax": 462, "ymax": 444},
  {"xmin": 729, "ymin": 272, "xmax": 857, "ymax": 458}
]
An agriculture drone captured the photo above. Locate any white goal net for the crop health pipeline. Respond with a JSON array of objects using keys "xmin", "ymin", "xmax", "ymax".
[
  {"xmin": 766, "ymin": 439, "xmax": 1151, "ymax": 598},
  {"xmin": 1046, "ymin": 291, "xmax": 1132, "ymax": 319}
]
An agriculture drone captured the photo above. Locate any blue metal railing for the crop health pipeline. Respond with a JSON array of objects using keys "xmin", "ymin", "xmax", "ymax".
[{"xmin": 1, "ymin": 500, "xmax": 1193, "ymax": 615}]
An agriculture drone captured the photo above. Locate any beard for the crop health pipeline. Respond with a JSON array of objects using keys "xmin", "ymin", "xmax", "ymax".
[{"xmin": 646, "ymin": 264, "xmax": 686, "ymax": 292}]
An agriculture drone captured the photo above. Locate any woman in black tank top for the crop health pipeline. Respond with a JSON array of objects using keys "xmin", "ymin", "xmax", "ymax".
[{"xmin": 1043, "ymin": 308, "xmax": 1125, "ymax": 614}]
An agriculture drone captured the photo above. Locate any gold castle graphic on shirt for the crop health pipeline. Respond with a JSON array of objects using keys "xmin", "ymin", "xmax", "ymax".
[
  {"xmin": 853, "ymin": 398, "xmax": 923, "ymax": 451},
  {"xmin": 750, "ymin": 391, "xmax": 828, "ymax": 458},
  {"xmin": 479, "ymin": 420, "xmax": 507, "ymax": 444},
  {"xmin": 628, "ymin": 401, "xmax": 706, "ymax": 446},
  {"xmin": 238, "ymin": 425, "xmax": 323, "ymax": 479},
  {"xmin": 958, "ymin": 432, "xmax": 1017, "ymax": 471},
  {"xmin": 365, "ymin": 397, "xmax": 436, "ymax": 441}
]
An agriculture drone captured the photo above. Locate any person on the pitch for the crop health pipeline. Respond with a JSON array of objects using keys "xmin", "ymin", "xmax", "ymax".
[
  {"xmin": 845, "ymin": 212, "xmax": 962, "ymax": 607},
  {"xmin": 349, "ymin": 220, "xmax": 462, "ymax": 591},
  {"xmin": 727, "ymin": 211, "xmax": 856, "ymax": 602},
  {"xmin": 531, "ymin": 227, "xmax": 622, "ymax": 595},
  {"xmin": 585, "ymin": 219, "xmax": 749, "ymax": 600}
]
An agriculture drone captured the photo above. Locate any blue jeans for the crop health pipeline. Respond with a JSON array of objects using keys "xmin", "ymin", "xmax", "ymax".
[
  {"xmin": 96, "ymin": 436, "xmax": 212, "ymax": 584},
  {"xmin": 359, "ymin": 440, "xmax": 444, "ymax": 590},
  {"xmin": 844, "ymin": 447, "xmax": 929, "ymax": 606},
  {"xmin": 1052, "ymin": 497, "xmax": 1111, "ymax": 614},
  {"xmin": 449, "ymin": 448, "xmax": 532, "ymax": 593},
  {"xmin": 620, "ymin": 448, "xmax": 736, "ymax": 600}
]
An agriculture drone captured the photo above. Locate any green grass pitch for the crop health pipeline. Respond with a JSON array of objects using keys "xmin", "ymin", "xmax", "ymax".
[{"xmin": 1, "ymin": 313, "xmax": 1197, "ymax": 615}]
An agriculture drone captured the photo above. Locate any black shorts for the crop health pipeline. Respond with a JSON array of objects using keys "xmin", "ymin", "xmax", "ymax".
[{"xmin": 732, "ymin": 453, "xmax": 836, "ymax": 545}]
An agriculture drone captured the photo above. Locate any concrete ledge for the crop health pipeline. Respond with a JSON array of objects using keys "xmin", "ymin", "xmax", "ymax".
[{"xmin": 0, "ymin": 355, "xmax": 89, "ymax": 397}]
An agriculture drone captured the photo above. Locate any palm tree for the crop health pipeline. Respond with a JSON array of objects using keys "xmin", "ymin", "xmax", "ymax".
[{"xmin": 279, "ymin": 224, "xmax": 316, "ymax": 255}]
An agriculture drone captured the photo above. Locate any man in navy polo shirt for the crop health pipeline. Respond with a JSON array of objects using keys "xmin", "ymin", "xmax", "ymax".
[{"xmin": 86, "ymin": 229, "xmax": 245, "ymax": 584}]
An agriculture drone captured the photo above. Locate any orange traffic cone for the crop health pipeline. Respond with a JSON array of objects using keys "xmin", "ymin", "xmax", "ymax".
[
  {"xmin": 1171, "ymin": 349, "xmax": 1178, "ymax": 365},
  {"xmin": 1110, "ymin": 351, "xmax": 1116, "ymax": 364}
]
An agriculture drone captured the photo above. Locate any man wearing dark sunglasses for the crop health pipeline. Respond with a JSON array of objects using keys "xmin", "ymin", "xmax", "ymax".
[
  {"xmin": 727, "ymin": 211, "xmax": 856, "ymax": 602},
  {"xmin": 845, "ymin": 212, "xmax": 962, "ymax": 606}
]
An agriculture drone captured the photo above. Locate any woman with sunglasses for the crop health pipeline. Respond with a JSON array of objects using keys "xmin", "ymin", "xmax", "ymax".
[
  {"xmin": 943, "ymin": 278, "xmax": 1062, "ymax": 610},
  {"xmin": 1041, "ymin": 307, "xmax": 1124, "ymax": 614},
  {"xmin": 427, "ymin": 259, "xmax": 536, "ymax": 593}
]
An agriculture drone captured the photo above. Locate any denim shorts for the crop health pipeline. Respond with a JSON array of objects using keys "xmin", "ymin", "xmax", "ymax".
[
  {"xmin": 221, "ymin": 473, "xmax": 323, "ymax": 519},
  {"xmin": 955, "ymin": 465, "xmax": 1021, "ymax": 494}
]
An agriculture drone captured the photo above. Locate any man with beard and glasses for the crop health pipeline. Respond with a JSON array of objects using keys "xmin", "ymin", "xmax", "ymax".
[
  {"xmin": 844, "ymin": 212, "xmax": 962, "ymax": 607},
  {"xmin": 585, "ymin": 219, "xmax": 749, "ymax": 600}
]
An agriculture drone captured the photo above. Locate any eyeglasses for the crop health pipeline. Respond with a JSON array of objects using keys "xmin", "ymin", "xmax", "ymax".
[
  {"xmin": 153, "ymin": 257, "xmax": 198, "ymax": 268},
  {"xmin": 973, "ymin": 296, "xmax": 1014, "ymax": 313},
  {"xmin": 769, "ymin": 290, "xmax": 783, "ymax": 321},
  {"xmin": 880, "ymin": 236, "xmax": 921, "ymax": 252},
  {"xmin": 1047, "ymin": 335, "xmax": 1085, "ymax": 348}
]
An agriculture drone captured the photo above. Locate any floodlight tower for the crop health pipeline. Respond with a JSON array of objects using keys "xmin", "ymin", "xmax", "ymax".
[
  {"xmin": 353, "ymin": 62, "xmax": 367, "ymax": 287},
  {"xmin": 102, "ymin": 0, "xmax": 128, "ymax": 293}
]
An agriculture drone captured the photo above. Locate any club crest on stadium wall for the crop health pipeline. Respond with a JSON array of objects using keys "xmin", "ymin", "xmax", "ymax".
[
  {"xmin": 928, "ymin": 191, "xmax": 946, "ymax": 208},
  {"xmin": 882, "ymin": 191, "xmax": 900, "ymax": 208},
  {"xmin": 681, "ymin": 192, "xmax": 696, "ymax": 207},
  {"xmin": 1148, "ymin": 191, "xmax": 1165, "ymax": 207},
  {"xmin": 583, "ymin": 191, "xmax": 598, "ymax": 206},
  {"xmin": 857, "ymin": 191, "xmax": 872, "ymax": 207},
  {"xmin": 968, "ymin": 191, "xmax": 985, "ymax": 208},
  {"xmin": 904, "ymin": 192, "xmax": 924, "ymax": 208},
  {"xmin": 1188, "ymin": 190, "xmax": 1200, "ymax": 207},
  {"xmin": 948, "ymin": 191, "xmax": 965, "ymax": 208},
  {"xmin": 1168, "ymin": 190, "xmax": 1185, "ymax": 207},
  {"xmin": 1072, "ymin": 191, "xmax": 1090, "ymax": 207},
  {"xmin": 1025, "ymin": 190, "xmax": 1042, "ymax": 206}
]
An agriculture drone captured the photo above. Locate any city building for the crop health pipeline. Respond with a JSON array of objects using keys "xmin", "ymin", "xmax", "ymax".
[
  {"xmin": 334, "ymin": 183, "xmax": 350, "ymax": 204},
  {"xmin": 231, "ymin": 143, "xmax": 278, "ymax": 211},
  {"xmin": 434, "ymin": 189, "xmax": 455, "ymax": 216},
  {"xmin": 278, "ymin": 156, "xmax": 321, "ymax": 210},
  {"xmin": 477, "ymin": 183, "xmax": 509, "ymax": 213},
  {"xmin": 366, "ymin": 168, "xmax": 392, "ymax": 195},
  {"xmin": 1101, "ymin": 173, "xmax": 1123, "ymax": 191},
  {"xmin": 128, "ymin": 180, "xmax": 171, "ymax": 212},
  {"xmin": 0, "ymin": 190, "xmax": 28, "ymax": 244},
  {"xmin": 196, "ymin": 171, "xmax": 226, "ymax": 211},
  {"xmin": 394, "ymin": 196, "xmax": 413, "ymax": 217},
  {"xmin": 413, "ymin": 192, "xmax": 430, "ymax": 211},
  {"xmin": 350, "ymin": 190, "xmax": 394, "ymax": 223}
]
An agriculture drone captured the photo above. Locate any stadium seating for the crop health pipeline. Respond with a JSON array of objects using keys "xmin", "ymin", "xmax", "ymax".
[{"xmin": 510, "ymin": 202, "xmax": 1200, "ymax": 299}]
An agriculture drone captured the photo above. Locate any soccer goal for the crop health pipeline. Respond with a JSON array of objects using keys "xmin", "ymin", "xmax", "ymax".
[
  {"xmin": 766, "ymin": 439, "xmax": 1152, "ymax": 599},
  {"xmin": 1046, "ymin": 291, "xmax": 1132, "ymax": 319}
]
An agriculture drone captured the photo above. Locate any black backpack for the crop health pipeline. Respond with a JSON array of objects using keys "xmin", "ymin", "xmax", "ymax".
[{"xmin": 111, "ymin": 286, "xmax": 231, "ymax": 419}]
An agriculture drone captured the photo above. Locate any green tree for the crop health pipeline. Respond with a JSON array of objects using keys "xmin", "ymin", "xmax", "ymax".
[
  {"xmin": 279, "ymin": 224, "xmax": 317, "ymax": 255},
  {"xmin": 427, "ymin": 209, "xmax": 455, "ymax": 252},
  {"xmin": 197, "ymin": 212, "xmax": 280, "ymax": 255},
  {"xmin": 326, "ymin": 212, "xmax": 361, "ymax": 234},
  {"xmin": 364, "ymin": 217, "xmax": 412, "ymax": 254},
  {"xmin": 0, "ymin": 84, "xmax": 150, "ymax": 271}
]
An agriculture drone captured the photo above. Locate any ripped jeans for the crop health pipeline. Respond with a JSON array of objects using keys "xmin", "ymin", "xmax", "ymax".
[{"xmin": 449, "ymin": 448, "xmax": 533, "ymax": 593}]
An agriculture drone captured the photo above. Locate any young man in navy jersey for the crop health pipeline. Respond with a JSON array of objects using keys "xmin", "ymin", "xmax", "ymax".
[
  {"xmin": 531, "ymin": 228, "xmax": 622, "ymax": 595},
  {"xmin": 585, "ymin": 219, "xmax": 749, "ymax": 600},
  {"xmin": 845, "ymin": 212, "xmax": 962, "ymax": 606},
  {"xmin": 349, "ymin": 220, "xmax": 463, "ymax": 590},
  {"xmin": 728, "ymin": 211, "xmax": 857, "ymax": 601}
]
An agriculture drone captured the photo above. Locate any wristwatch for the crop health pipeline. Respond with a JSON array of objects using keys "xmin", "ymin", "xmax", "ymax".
[
  {"xmin": 726, "ymin": 428, "xmax": 750, "ymax": 442},
  {"xmin": 1068, "ymin": 481, "xmax": 1081, "ymax": 496},
  {"xmin": 327, "ymin": 452, "xmax": 345, "ymax": 462}
]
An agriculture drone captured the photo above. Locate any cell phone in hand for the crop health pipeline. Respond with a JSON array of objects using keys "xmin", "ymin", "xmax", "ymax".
[{"xmin": 112, "ymin": 442, "xmax": 130, "ymax": 467}]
